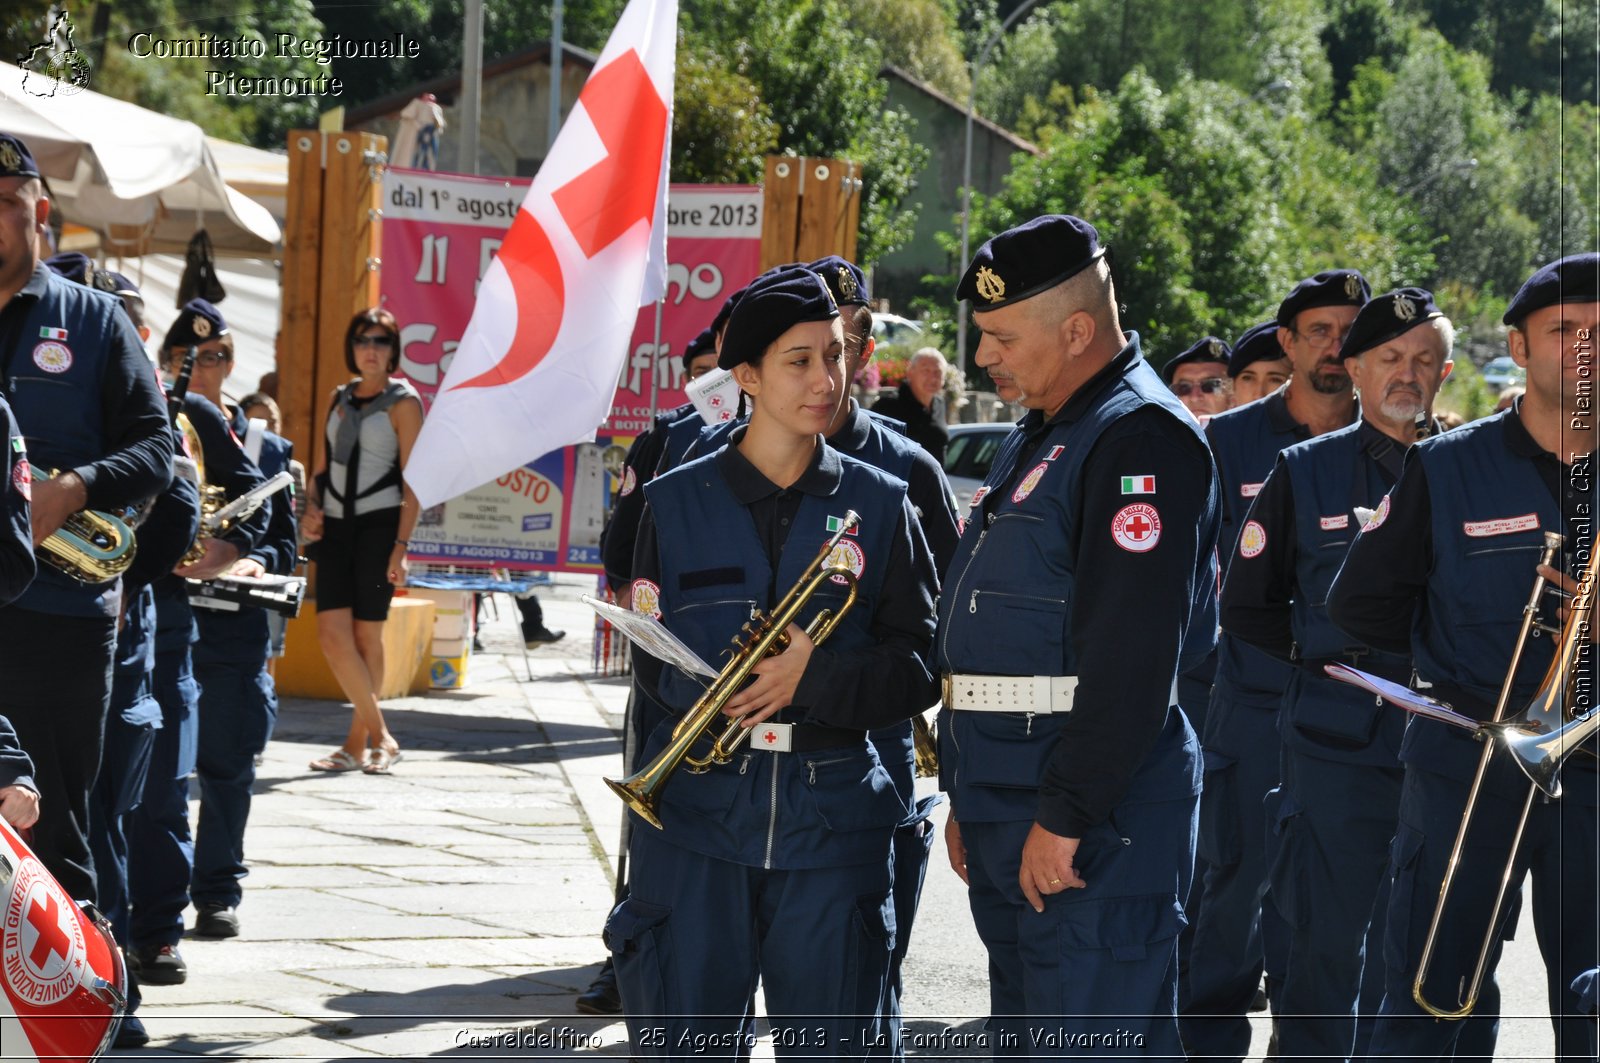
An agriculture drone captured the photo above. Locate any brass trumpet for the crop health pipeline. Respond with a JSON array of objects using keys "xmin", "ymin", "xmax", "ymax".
[
  {"xmin": 607, "ymin": 511, "xmax": 862, "ymax": 829},
  {"xmin": 1412, "ymin": 531, "xmax": 1594, "ymax": 1019},
  {"xmin": 37, "ymin": 470, "xmax": 137, "ymax": 583}
]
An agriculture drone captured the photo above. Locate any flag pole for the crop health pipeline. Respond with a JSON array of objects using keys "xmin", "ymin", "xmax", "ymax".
[{"xmin": 647, "ymin": 296, "xmax": 665, "ymax": 420}]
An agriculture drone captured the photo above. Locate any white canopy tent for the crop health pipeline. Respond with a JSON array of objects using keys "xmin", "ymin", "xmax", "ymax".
[{"xmin": 0, "ymin": 61, "xmax": 281, "ymax": 256}]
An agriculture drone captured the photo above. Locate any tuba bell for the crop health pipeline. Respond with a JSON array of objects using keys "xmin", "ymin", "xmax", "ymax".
[{"xmin": 606, "ymin": 512, "xmax": 863, "ymax": 829}]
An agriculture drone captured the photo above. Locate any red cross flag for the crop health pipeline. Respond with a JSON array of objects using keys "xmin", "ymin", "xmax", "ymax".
[{"xmin": 405, "ymin": 0, "xmax": 678, "ymax": 508}]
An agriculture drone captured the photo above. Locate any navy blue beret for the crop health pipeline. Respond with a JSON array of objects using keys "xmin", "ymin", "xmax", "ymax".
[
  {"xmin": 164, "ymin": 298, "xmax": 230, "ymax": 349},
  {"xmin": 1340, "ymin": 287, "xmax": 1444, "ymax": 360},
  {"xmin": 1503, "ymin": 253, "xmax": 1600, "ymax": 327},
  {"xmin": 0, "ymin": 133, "xmax": 40, "ymax": 180},
  {"xmin": 1276, "ymin": 270, "xmax": 1370, "ymax": 328},
  {"xmin": 718, "ymin": 267, "xmax": 839, "ymax": 370},
  {"xmin": 44, "ymin": 252, "xmax": 93, "ymax": 286},
  {"xmin": 807, "ymin": 256, "xmax": 870, "ymax": 307},
  {"xmin": 1227, "ymin": 321, "xmax": 1287, "ymax": 378},
  {"xmin": 1161, "ymin": 335, "xmax": 1231, "ymax": 384},
  {"xmin": 958, "ymin": 215, "xmax": 1107, "ymax": 311},
  {"xmin": 92, "ymin": 269, "xmax": 140, "ymax": 298},
  {"xmin": 680, "ymin": 326, "xmax": 717, "ymax": 372},
  {"xmin": 711, "ymin": 283, "xmax": 748, "ymax": 341}
]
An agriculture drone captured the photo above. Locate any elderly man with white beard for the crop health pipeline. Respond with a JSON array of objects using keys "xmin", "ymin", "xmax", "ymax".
[{"xmin": 1215, "ymin": 288, "xmax": 1454, "ymax": 1063}]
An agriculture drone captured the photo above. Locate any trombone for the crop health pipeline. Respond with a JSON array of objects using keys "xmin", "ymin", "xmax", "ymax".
[
  {"xmin": 607, "ymin": 511, "xmax": 862, "ymax": 829},
  {"xmin": 1411, "ymin": 531, "xmax": 1596, "ymax": 1019}
]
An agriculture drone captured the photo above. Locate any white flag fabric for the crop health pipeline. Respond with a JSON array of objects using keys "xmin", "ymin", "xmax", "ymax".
[{"xmin": 406, "ymin": 0, "xmax": 677, "ymax": 508}]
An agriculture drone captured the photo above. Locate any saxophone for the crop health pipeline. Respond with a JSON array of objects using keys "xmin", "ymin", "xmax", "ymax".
[{"xmin": 36, "ymin": 471, "xmax": 137, "ymax": 583}]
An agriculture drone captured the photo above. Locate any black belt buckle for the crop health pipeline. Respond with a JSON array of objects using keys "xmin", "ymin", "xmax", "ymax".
[{"xmin": 789, "ymin": 723, "xmax": 867, "ymax": 753}]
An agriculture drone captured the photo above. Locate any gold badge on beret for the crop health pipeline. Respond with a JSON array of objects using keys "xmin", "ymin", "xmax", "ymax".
[
  {"xmin": 1344, "ymin": 274, "xmax": 1362, "ymax": 300},
  {"xmin": 92, "ymin": 271, "xmax": 115, "ymax": 293},
  {"xmin": 1393, "ymin": 294, "xmax": 1417, "ymax": 322},
  {"xmin": 836, "ymin": 266, "xmax": 857, "ymax": 301},
  {"xmin": 813, "ymin": 271, "xmax": 838, "ymax": 311},
  {"xmin": 1209, "ymin": 339, "xmax": 1226, "ymax": 359},
  {"xmin": 0, "ymin": 142, "xmax": 21, "ymax": 174},
  {"xmin": 191, "ymin": 315, "xmax": 212, "ymax": 339},
  {"xmin": 975, "ymin": 266, "xmax": 1006, "ymax": 304}
]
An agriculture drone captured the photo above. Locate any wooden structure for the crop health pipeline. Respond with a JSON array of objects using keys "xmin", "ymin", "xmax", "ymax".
[
  {"xmin": 759, "ymin": 156, "xmax": 861, "ymax": 271},
  {"xmin": 274, "ymin": 129, "xmax": 399, "ymax": 699},
  {"xmin": 277, "ymin": 129, "xmax": 386, "ymax": 477}
]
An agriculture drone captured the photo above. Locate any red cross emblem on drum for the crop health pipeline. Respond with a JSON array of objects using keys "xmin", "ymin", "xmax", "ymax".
[
  {"xmin": 3, "ymin": 858, "xmax": 88, "ymax": 1008},
  {"xmin": 1111, "ymin": 503, "xmax": 1162, "ymax": 553}
]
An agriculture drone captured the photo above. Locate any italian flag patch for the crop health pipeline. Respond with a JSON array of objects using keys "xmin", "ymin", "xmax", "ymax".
[
  {"xmin": 38, "ymin": 326, "xmax": 67, "ymax": 340},
  {"xmin": 825, "ymin": 515, "xmax": 858, "ymax": 536},
  {"xmin": 1120, "ymin": 475, "xmax": 1156, "ymax": 495}
]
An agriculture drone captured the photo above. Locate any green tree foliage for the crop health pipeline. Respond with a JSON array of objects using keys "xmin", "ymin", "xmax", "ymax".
[
  {"xmin": 670, "ymin": 43, "xmax": 779, "ymax": 184},
  {"xmin": 966, "ymin": 71, "xmax": 1433, "ymax": 361},
  {"xmin": 682, "ymin": 0, "xmax": 926, "ymax": 262},
  {"xmin": 851, "ymin": 0, "xmax": 969, "ymax": 100}
]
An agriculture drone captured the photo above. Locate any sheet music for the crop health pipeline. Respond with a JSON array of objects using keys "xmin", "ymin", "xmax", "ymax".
[
  {"xmin": 582, "ymin": 594, "xmax": 719, "ymax": 679},
  {"xmin": 1323, "ymin": 664, "xmax": 1482, "ymax": 731}
]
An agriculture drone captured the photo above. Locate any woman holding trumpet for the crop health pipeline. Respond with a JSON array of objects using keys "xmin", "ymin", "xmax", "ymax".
[{"xmin": 607, "ymin": 266, "xmax": 940, "ymax": 1060}]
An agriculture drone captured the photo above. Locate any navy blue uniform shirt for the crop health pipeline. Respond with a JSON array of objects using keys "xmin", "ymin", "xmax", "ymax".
[
  {"xmin": 633, "ymin": 436, "xmax": 939, "ymax": 730},
  {"xmin": 1328, "ymin": 403, "xmax": 1589, "ymax": 655},
  {"xmin": 1221, "ymin": 419, "xmax": 1417, "ymax": 663}
]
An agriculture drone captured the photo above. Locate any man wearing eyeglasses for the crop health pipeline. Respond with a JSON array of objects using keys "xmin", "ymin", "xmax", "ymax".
[
  {"xmin": 1164, "ymin": 336, "xmax": 1234, "ymax": 423},
  {"xmin": 1182, "ymin": 270, "xmax": 1366, "ymax": 1060}
]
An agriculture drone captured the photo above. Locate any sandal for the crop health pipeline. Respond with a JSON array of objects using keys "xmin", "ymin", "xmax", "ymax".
[
  {"xmin": 363, "ymin": 746, "xmax": 403, "ymax": 775},
  {"xmin": 309, "ymin": 749, "xmax": 364, "ymax": 772}
]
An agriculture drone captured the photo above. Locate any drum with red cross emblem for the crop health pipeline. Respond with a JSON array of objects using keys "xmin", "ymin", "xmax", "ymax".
[{"xmin": 0, "ymin": 818, "xmax": 125, "ymax": 1062}]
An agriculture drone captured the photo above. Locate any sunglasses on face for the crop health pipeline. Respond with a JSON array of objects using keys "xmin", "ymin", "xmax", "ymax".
[
  {"xmin": 193, "ymin": 350, "xmax": 231, "ymax": 368},
  {"xmin": 1172, "ymin": 377, "xmax": 1228, "ymax": 397},
  {"xmin": 354, "ymin": 333, "xmax": 396, "ymax": 349}
]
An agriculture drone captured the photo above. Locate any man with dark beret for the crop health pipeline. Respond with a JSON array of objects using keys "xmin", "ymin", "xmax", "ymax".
[
  {"xmin": 1182, "ymin": 268, "xmax": 1367, "ymax": 1059},
  {"xmin": 1227, "ymin": 321, "xmax": 1292, "ymax": 406},
  {"xmin": 0, "ymin": 131, "xmax": 173, "ymax": 904},
  {"xmin": 608, "ymin": 265, "xmax": 939, "ymax": 1058},
  {"xmin": 1222, "ymin": 288, "xmax": 1454, "ymax": 1061},
  {"xmin": 1163, "ymin": 335, "xmax": 1233, "ymax": 422},
  {"xmin": 1329, "ymin": 253, "xmax": 1600, "ymax": 1060},
  {"xmin": 936, "ymin": 214, "xmax": 1220, "ymax": 1054}
]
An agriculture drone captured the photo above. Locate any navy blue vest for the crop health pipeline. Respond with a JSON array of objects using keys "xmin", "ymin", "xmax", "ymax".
[
  {"xmin": 640, "ymin": 446, "xmax": 911, "ymax": 868},
  {"xmin": 7, "ymin": 271, "xmax": 129, "ymax": 617},
  {"xmin": 655, "ymin": 407, "xmax": 709, "ymax": 475},
  {"xmin": 935, "ymin": 349, "xmax": 1215, "ymax": 821},
  {"xmin": 1277, "ymin": 422, "xmax": 1408, "ymax": 764},
  {"xmin": 1207, "ymin": 393, "xmax": 1307, "ymax": 708},
  {"xmin": 1398, "ymin": 413, "xmax": 1598, "ymax": 802}
]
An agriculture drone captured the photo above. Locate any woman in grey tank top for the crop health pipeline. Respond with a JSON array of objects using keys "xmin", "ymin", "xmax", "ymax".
[{"xmin": 301, "ymin": 308, "xmax": 423, "ymax": 775}]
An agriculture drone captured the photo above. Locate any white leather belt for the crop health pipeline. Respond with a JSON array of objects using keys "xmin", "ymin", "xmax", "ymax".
[{"xmin": 942, "ymin": 673, "xmax": 1079, "ymax": 714}]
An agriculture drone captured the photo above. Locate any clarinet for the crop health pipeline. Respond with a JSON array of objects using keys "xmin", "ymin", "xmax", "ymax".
[{"xmin": 168, "ymin": 344, "xmax": 197, "ymax": 422}]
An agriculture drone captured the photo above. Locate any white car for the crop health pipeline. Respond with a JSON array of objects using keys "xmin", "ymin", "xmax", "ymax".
[
  {"xmin": 943, "ymin": 423, "xmax": 1012, "ymax": 513},
  {"xmin": 872, "ymin": 313, "xmax": 926, "ymax": 347},
  {"xmin": 1480, "ymin": 355, "xmax": 1525, "ymax": 391}
]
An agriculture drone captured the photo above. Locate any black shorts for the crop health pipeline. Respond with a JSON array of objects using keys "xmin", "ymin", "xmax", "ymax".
[{"xmin": 313, "ymin": 508, "xmax": 401, "ymax": 622}]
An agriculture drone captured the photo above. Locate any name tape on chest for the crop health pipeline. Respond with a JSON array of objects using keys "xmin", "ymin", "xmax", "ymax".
[
  {"xmin": 1240, "ymin": 482, "xmax": 1263, "ymax": 498},
  {"xmin": 1319, "ymin": 514, "xmax": 1349, "ymax": 531},
  {"xmin": 1463, "ymin": 513, "xmax": 1541, "ymax": 538}
]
